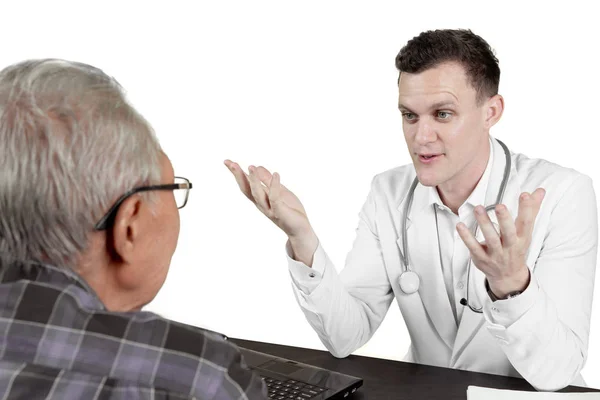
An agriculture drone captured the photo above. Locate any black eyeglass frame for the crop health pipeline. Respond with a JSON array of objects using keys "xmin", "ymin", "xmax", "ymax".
[{"xmin": 94, "ymin": 176, "xmax": 192, "ymax": 231}]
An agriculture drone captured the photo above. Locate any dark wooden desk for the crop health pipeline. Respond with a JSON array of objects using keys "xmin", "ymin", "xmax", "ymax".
[{"xmin": 232, "ymin": 338, "xmax": 599, "ymax": 399}]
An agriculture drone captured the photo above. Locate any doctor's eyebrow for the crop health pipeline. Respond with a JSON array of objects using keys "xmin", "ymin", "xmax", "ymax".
[
  {"xmin": 398, "ymin": 101, "xmax": 457, "ymax": 113},
  {"xmin": 398, "ymin": 104, "xmax": 414, "ymax": 113}
]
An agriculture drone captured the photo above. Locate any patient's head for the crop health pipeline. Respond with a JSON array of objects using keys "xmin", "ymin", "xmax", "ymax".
[{"xmin": 0, "ymin": 59, "xmax": 181, "ymax": 311}]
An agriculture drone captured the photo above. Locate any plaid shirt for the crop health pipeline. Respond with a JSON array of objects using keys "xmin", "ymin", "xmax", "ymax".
[{"xmin": 0, "ymin": 260, "xmax": 267, "ymax": 399}]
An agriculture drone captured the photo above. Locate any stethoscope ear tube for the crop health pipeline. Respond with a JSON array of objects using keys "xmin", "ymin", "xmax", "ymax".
[{"xmin": 399, "ymin": 177, "xmax": 420, "ymax": 270}]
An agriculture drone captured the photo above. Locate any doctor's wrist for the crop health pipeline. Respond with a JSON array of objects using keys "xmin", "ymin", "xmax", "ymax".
[
  {"xmin": 487, "ymin": 267, "xmax": 531, "ymax": 299},
  {"xmin": 288, "ymin": 229, "xmax": 319, "ymax": 267}
]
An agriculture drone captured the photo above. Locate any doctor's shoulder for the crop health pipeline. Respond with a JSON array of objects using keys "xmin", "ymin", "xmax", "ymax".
[{"xmin": 511, "ymin": 150, "xmax": 595, "ymax": 205}]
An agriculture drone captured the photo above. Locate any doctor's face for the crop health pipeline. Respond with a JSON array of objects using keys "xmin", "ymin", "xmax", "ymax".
[{"xmin": 398, "ymin": 61, "xmax": 497, "ymax": 188}]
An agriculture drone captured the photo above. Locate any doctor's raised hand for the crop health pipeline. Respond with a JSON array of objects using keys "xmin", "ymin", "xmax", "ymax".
[
  {"xmin": 223, "ymin": 160, "xmax": 319, "ymax": 266},
  {"xmin": 458, "ymin": 188, "xmax": 546, "ymax": 299}
]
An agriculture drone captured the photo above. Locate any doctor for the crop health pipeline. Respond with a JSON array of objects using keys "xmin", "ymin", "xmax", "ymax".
[{"xmin": 224, "ymin": 29, "xmax": 598, "ymax": 391}]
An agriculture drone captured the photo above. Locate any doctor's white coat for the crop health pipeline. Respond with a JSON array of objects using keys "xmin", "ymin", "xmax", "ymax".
[{"xmin": 287, "ymin": 137, "xmax": 598, "ymax": 391}]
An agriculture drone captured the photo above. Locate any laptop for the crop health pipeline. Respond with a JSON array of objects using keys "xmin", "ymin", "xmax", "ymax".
[{"xmin": 239, "ymin": 346, "xmax": 363, "ymax": 399}]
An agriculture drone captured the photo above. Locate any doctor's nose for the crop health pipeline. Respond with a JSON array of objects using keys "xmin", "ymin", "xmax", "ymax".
[{"xmin": 414, "ymin": 122, "xmax": 437, "ymax": 145}]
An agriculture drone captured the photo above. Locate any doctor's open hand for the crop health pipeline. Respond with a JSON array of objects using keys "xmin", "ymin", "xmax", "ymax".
[
  {"xmin": 224, "ymin": 160, "xmax": 319, "ymax": 266},
  {"xmin": 457, "ymin": 188, "xmax": 546, "ymax": 299}
]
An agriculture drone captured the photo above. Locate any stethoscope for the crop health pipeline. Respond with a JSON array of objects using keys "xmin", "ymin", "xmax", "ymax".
[{"xmin": 398, "ymin": 139, "xmax": 511, "ymax": 313}]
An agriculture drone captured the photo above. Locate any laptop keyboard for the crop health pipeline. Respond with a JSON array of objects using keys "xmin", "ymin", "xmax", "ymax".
[{"xmin": 261, "ymin": 376, "xmax": 327, "ymax": 399}]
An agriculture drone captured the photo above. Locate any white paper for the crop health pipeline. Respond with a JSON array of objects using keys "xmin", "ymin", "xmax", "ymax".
[{"xmin": 467, "ymin": 386, "xmax": 600, "ymax": 399}]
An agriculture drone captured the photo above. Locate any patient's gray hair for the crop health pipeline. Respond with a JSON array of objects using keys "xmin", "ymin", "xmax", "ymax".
[{"xmin": 0, "ymin": 59, "xmax": 162, "ymax": 269}]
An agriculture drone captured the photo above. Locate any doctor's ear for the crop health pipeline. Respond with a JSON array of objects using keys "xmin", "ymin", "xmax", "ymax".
[{"xmin": 483, "ymin": 94, "xmax": 504, "ymax": 129}]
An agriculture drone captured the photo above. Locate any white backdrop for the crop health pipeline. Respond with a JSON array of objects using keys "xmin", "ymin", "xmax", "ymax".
[{"xmin": 2, "ymin": 0, "xmax": 599, "ymax": 389}]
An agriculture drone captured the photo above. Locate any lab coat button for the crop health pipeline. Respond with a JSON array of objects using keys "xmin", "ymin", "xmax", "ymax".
[
  {"xmin": 457, "ymin": 282, "xmax": 464, "ymax": 290},
  {"xmin": 308, "ymin": 272, "xmax": 316, "ymax": 278}
]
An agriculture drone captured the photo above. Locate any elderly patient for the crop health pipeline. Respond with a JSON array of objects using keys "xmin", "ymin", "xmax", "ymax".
[{"xmin": 0, "ymin": 59, "xmax": 266, "ymax": 399}]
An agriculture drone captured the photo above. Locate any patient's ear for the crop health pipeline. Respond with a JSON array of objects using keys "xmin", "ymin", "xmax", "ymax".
[{"xmin": 108, "ymin": 195, "xmax": 147, "ymax": 287}]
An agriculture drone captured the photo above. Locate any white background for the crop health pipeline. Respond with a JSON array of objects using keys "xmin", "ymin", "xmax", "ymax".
[{"xmin": 2, "ymin": 0, "xmax": 599, "ymax": 389}]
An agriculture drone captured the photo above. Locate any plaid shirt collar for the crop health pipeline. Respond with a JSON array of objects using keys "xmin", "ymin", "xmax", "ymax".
[
  {"xmin": 0, "ymin": 258, "xmax": 104, "ymax": 306},
  {"xmin": 0, "ymin": 258, "xmax": 108, "ymax": 317}
]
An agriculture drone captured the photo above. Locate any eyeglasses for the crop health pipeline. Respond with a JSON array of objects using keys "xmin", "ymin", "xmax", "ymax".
[{"xmin": 94, "ymin": 176, "xmax": 193, "ymax": 231}]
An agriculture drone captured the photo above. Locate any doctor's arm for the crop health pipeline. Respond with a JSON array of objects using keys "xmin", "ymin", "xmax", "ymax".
[
  {"xmin": 223, "ymin": 161, "xmax": 395, "ymax": 358},
  {"xmin": 287, "ymin": 177, "xmax": 396, "ymax": 358},
  {"xmin": 484, "ymin": 175, "xmax": 598, "ymax": 391}
]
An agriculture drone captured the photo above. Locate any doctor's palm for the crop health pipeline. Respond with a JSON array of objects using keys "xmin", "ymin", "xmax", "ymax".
[{"xmin": 224, "ymin": 160, "xmax": 312, "ymax": 237}]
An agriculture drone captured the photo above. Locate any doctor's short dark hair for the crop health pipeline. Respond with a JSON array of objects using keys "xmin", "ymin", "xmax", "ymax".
[{"xmin": 395, "ymin": 29, "xmax": 500, "ymax": 104}]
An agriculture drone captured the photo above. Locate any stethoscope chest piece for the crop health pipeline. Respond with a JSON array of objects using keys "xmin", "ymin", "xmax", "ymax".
[{"xmin": 399, "ymin": 270, "xmax": 420, "ymax": 294}]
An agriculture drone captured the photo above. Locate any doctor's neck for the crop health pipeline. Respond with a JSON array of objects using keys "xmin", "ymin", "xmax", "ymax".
[{"xmin": 436, "ymin": 138, "xmax": 491, "ymax": 215}]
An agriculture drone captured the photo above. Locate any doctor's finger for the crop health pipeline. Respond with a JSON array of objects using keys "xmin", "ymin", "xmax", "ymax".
[
  {"xmin": 457, "ymin": 222, "xmax": 488, "ymax": 261},
  {"xmin": 474, "ymin": 206, "xmax": 503, "ymax": 252},
  {"xmin": 495, "ymin": 204, "xmax": 518, "ymax": 247},
  {"xmin": 258, "ymin": 165, "xmax": 295, "ymax": 196},
  {"xmin": 224, "ymin": 160, "xmax": 254, "ymax": 202},
  {"xmin": 525, "ymin": 188, "xmax": 545, "ymax": 236},
  {"xmin": 522, "ymin": 188, "xmax": 545, "ymax": 239},
  {"xmin": 531, "ymin": 188, "xmax": 546, "ymax": 212},
  {"xmin": 268, "ymin": 172, "xmax": 285, "ymax": 215},
  {"xmin": 248, "ymin": 165, "xmax": 272, "ymax": 213},
  {"xmin": 255, "ymin": 166, "xmax": 274, "ymax": 186},
  {"xmin": 515, "ymin": 191, "xmax": 541, "ymax": 238}
]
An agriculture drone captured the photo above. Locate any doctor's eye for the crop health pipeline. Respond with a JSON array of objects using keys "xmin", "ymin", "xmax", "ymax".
[
  {"xmin": 436, "ymin": 111, "xmax": 452, "ymax": 120},
  {"xmin": 402, "ymin": 112, "xmax": 417, "ymax": 122}
]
